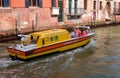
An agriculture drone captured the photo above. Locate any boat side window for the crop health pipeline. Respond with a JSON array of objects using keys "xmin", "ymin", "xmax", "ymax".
[
  {"xmin": 42, "ymin": 39, "xmax": 45, "ymax": 45},
  {"xmin": 50, "ymin": 37, "xmax": 54, "ymax": 41},
  {"xmin": 36, "ymin": 36, "xmax": 39, "ymax": 43},
  {"xmin": 54, "ymin": 35, "xmax": 58, "ymax": 41},
  {"xmin": 30, "ymin": 35, "xmax": 35, "ymax": 43},
  {"xmin": 31, "ymin": 35, "xmax": 33, "ymax": 41}
]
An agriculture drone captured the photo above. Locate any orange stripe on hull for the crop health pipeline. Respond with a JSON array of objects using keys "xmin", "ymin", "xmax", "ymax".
[{"xmin": 7, "ymin": 48, "xmax": 26, "ymax": 56}]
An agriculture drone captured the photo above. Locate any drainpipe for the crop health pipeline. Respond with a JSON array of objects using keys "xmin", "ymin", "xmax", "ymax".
[
  {"xmin": 36, "ymin": 13, "xmax": 38, "ymax": 31},
  {"xmin": 18, "ymin": 12, "xmax": 21, "ymax": 33},
  {"xmin": 96, "ymin": 0, "xmax": 99, "ymax": 26},
  {"xmin": 15, "ymin": 19, "xmax": 18, "ymax": 35},
  {"xmin": 32, "ymin": 20, "xmax": 34, "ymax": 32},
  {"xmin": 90, "ymin": 10, "xmax": 93, "ymax": 26}
]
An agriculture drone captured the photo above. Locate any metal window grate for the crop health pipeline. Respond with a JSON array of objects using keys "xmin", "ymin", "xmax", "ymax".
[{"xmin": 30, "ymin": 0, "xmax": 38, "ymax": 6}]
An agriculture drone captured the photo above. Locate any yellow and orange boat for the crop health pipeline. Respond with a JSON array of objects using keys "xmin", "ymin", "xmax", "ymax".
[{"xmin": 7, "ymin": 26, "xmax": 94, "ymax": 60}]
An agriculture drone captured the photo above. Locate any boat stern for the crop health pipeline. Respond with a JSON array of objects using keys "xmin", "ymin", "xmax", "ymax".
[{"xmin": 7, "ymin": 44, "xmax": 36, "ymax": 60}]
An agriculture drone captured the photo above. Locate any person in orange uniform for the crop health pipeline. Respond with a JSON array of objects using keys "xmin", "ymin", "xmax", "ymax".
[
  {"xmin": 75, "ymin": 28, "xmax": 81, "ymax": 37},
  {"xmin": 81, "ymin": 29, "xmax": 87, "ymax": 36}
]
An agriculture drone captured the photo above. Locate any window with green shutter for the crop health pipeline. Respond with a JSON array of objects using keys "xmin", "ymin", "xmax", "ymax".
[{"xmin": 69, "ymin": 0, "xmax": 72, "ymax": 14}]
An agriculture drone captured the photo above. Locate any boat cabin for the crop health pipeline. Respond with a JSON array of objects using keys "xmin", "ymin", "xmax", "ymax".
[
  {"xmin": 18, "ymin": 26, "xmax": 90, "ymax": 48},
  {"xmin": 7, "ymin": 26, "xmax": 94, "ymax": 60},
  {"xmin": 19, "ymin": 29, "xmax": 71, "ymax": 48}
]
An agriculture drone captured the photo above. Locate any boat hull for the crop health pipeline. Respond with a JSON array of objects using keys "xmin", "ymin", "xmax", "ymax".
[{"xmin": 7, "ymin": 36, "xmax": 92, "ymax": 60}]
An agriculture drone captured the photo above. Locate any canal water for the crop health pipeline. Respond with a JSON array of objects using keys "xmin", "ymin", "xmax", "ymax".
[{"xmin": 0, "ymin": 25, "xmax": 120, "ymax": 78}]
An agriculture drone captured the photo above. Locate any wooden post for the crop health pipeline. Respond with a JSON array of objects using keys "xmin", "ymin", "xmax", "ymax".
[
  {"xmin": 32, "ymin": 20, "xmax": 34, "ymax": 32},
  {"xmin": 36, "ymin": 13, "xmax": 38, "ymax": 31},
  {"xmin": 15, "ymin": 20, "xmax": 18, "ymax": 36},
  {"xmin": 18, "ymin": 13, "xmax": 21, "ymax": 33}
]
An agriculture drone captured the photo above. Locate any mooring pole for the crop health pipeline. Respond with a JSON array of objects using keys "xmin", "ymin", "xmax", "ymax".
[
  {"xmin": 18, "ymin": 12, "xmax": 21, "ymax": 33},
  {"xmin": 36, "ymin": 13, "xmax": 38, "ymax": 31},
  {"xmin": 15, "ymin": 19, "xmax": 18, "ymax": 36},
  {"xmin": 32, "ymin": 20, "xmax": 34, "ymax": 32}
]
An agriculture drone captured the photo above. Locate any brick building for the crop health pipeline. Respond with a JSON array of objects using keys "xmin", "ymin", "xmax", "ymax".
[
  {"xmin": 65, "ymin": 0, "xmax": 120, "ymax": 24},
  {"xmin": 0, "ymin": 0, "xmax": 63, "ymax": 34},
  {"xmin": 0, "ymin": 0, "xmax": 120, "ymax": 35}
]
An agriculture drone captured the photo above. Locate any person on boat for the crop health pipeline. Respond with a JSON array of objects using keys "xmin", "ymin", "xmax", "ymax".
[
  {"xmin": 75, "ymin": 27, "xmax": 81, "ymax": 37},
  {"xmin": 70, "ymin": 28, "xmax": 76, "ymax": 38},
  {"xmin": 81, "ymin": 29, "xmax": 87, "ymax": 36}
]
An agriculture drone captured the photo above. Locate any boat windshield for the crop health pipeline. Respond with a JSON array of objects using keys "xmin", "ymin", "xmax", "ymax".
[
  {"xmin": 18, "ymin": 34, "xmax": 40, "ymax": 46},
  {"xmin": 30, "ymin": 35, "xmax": 40, "ymax": 44},
  {"xmin": 18, "ymin": 34, "xmax": 30, "ymax": 45}
]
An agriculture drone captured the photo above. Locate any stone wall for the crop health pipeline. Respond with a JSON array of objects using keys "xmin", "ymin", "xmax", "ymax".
[{"xmin": 0, "ymin": 8, "xmax": 58, "ymax": 35}]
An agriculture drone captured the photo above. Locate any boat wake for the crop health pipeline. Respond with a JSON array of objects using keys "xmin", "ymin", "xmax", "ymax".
[
  {"xmin": 62, "ymin": 38, "xmax": 96, "ymax": 70},
  {"xmin": 0, "ymin": 58, "xmax": 23, "ymax": 68}
]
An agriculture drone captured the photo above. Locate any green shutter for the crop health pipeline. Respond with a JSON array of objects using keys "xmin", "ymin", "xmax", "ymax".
[
  {"xmin": 74, "ymin": 0, "xmax": 77, "ymax": 14},
  {"xmin": 69, "ymin": 0, "xmax": 72, "ymax": 14},
  {"xmin": 58, "ymin": 1, "xmax": 63, "ymax": 22}
]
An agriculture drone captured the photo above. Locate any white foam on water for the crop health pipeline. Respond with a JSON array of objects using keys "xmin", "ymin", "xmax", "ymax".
[{"xmin": 0, "ymin": 58, "xmax": 23, "ymax": 68}]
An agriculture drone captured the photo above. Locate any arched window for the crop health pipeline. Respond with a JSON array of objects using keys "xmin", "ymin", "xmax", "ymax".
[
  {"xmin": 93, "ymin": 1, "xmax": 96, "ymax": 10},
  {"xmin": 100, "ymin": 1, "xmax": 102, "ymax": 10},
  {"xmin": 106, "ymin": 2, "xmax": 111, "ymax": 13}
]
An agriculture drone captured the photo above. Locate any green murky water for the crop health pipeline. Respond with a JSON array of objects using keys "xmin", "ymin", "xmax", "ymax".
[{"xmin": 0, "ymin": 25, "xmax": 120, "ymax": 78}]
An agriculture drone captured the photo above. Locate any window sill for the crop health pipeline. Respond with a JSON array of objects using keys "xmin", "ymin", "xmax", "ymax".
[
  {"xmin": 29, "ymin": 7, "xmax": 39, "ymax": 9},
  {"xmin": 0, "ymin": 7, "xmax": 11, "ymax": 9}
]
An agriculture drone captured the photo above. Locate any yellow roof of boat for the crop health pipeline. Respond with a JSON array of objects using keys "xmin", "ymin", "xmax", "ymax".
[{"xmin": 29, "ymin": 29, "xmax": 68, "ymax": 37}]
